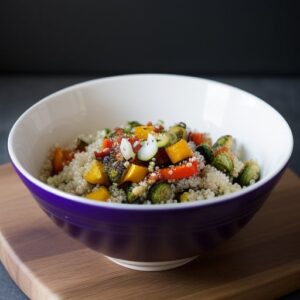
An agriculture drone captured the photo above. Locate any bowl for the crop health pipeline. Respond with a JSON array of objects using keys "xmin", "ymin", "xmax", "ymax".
[{"xmin": 8, "ymin": 74, "xmax": 293, "ymax": 271}]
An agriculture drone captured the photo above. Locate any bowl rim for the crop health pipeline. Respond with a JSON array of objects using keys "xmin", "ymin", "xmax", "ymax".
[{"xmin": 8, "ymin": 73, "xmax": 294, "ymax": 210}]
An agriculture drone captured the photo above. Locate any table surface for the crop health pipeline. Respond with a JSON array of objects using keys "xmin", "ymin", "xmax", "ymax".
[
  {"xmin": 0, "ymin": 75, "xmax": 299, "ymax": 299},
  {"xmin": 1, "ymin": 164, "xmax": 300, "ymax": 300}
]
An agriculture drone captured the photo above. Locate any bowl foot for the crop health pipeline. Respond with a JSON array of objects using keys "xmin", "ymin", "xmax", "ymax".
[{"xmin": 105, "ymin": 255, "xmax": 198, "ymax": 271}]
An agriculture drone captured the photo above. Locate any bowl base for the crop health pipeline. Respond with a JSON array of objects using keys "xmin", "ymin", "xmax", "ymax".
[{"xmin": 105, "ymin": 255, "xmax": 198, "ymax": 271}]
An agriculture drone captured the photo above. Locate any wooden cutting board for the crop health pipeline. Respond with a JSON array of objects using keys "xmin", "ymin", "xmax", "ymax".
[{"xmin": 0, "ymin": 163, "xmax": 300, "ymax": 300}]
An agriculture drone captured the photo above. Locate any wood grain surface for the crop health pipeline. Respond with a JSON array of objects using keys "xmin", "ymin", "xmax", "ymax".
[{"xmin": 0, "ymin": 163, "xmax": 300, "ymax": 300}]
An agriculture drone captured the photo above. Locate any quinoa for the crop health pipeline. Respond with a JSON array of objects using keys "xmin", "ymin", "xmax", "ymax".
[
  {"xmin": 42, "ymin": 132, "xmax": 104, "ymax": 195},
  {"xmin": 40, "ymin": 121, "xmax": 260, "ymax": 204},
  {"xmin": 200, "ymin": 165, "xmax": 242, "ymax": 195},
  {"xmin": 108, "ymin": 183, "xmax": 127, "ymax": 203}
]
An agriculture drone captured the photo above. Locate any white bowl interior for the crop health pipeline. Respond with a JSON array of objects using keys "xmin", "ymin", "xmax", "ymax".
[{"xmin": 9, "ymin": 75, "xmax": 293, "ymax": 190}]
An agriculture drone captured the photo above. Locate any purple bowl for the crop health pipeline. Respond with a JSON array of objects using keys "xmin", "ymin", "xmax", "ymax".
[{"xmin": 8, "ymin": 75, "xmax": 293, "ymax": 270}]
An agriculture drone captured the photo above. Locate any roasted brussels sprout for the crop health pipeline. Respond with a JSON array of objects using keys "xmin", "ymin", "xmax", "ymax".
[
  {"xmin": 213, "ymin": 135, "xmax": 233, "ymax": 149},
  {"xmin": 156, "ymin": 133, "xmax": 170, "ymax": 148},
  {"xmin": 166, "ymin": 132, "xmax": 178, "ymax": 145},
  {"xmin": 125, "ymin": 184, "xmax": 140, "ymax": 203},
  {"xmin": 195, "ymin": 144, "xmax": 213, "ymax": 164},
  {"xmin": 212, "ymin": 152, "xmax": 234, "ymax": 175},
  {"xmin": 169, "ymin": 125, "xmax": 187, "ymax": 141},
  {"xmin": 106, "ymin": 161, "xmax": 126, "ymax": 183},
  {"xmin": 76, "ymin": 138, "xmax": 88, "ymax": 152},
  {"xmin": 237, "ymin": 161, "xmax": 260, "ymax": 186},
  {"xmin": 148, "ymin": 182, "xmax": 173, "ymax": 204},
  {"xmin": 179, "ymin": 191, "xmax": 189, "ymax": 202},
  {"xmin": 128, "ymin": 121, "xmax": 141, "ymax": 128},
  {"xmin": 178, "ymin": 122, "xmax": 187, "ymax": 129},
  {"xmin": 124, "ymin": 121, "xmax": 142, "ymax": 133}
]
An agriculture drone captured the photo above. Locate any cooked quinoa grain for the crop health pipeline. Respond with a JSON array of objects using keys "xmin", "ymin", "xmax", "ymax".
[{"xmin": 41, "ymin": 121, "xmax": 260, "ymax": 204}]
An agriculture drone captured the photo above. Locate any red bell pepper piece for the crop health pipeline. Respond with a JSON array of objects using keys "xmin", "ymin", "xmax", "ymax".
[
  {"xmin": 128, "ymin": 137, "xmax": 142, "ymax": 153},
  {"xmin": 102, "ymin": 138, "xmax": 113, "ymax": 149},
  {"xmin": 94, "ymin": 148, "xmax": 110, "ymax": 159},
  {"xmin": 159, "ymin": 161, "xmax": 199, "ymax": 180},
  {"xmin": 190, "ymin": 132, "xmax": 204, "ymax": 146}
]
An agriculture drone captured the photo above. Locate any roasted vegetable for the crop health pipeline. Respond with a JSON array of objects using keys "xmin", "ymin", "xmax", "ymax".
[
  {"xmin": 237, "ymin": 161, "xmax": 260, "ymax": 186},
  {"xmin": 195, "ymin": 144, "xmax": 213, "ymax": 164},
  {"xmin": 125, "ymin": 184, "xmax": 140, "ymax": 203},
  {"xmin": 122, "ymin": 164, "xmax": 148, "ymax": 183},
  {"xmin": 128, "ymin": 121, "xmax": 141, "ymax": 128},
  {"xmin": 167, "ymin": 132, "xmax": 178, "ymax": 145},
  {"xmin": 212, "ymin": 152, "xmax": 234, "ymax": 175},
  {"xmin": 102, "ymin": 138, "xmax": 113, "ymax": 149},
  {"xmin": 213, "ymin": 146, "xmax": 230, "ymax": 157},
  {"xmin": 95, "ymin": 148, "xmax": 111, "ymax": 159},
  {"xmin": 134, "ymin": 125, "xmax": 154, "ymax": 140},
  {"xmin": 84, "ymin": 160, "xmax": 109, "ymax": 185},
  {"xmin": 107, "ymin": 161, "xmax": 126, "ymax": 183},
  {"xmin": 169, "ymin": 125, "xmax": 187, "ymax": 141},
  {"xmin": 155, "ymin": 148, "xmax": 171, "ymax": 167},
  {"xmin": 120, "ymin": 138, "xmax": 135, "ymax": 160},
  {"xmin": 178, "ymin": 122, "xmax": 187, "ymax": 129},
  {"xmin": 76, "ymin": 139, "xmax": 88, "ymax": 152},
  {"xmin": 156, "ymin": 133, "xmax": 170, "ymax": 148},
  {"xmin": 179, "ymin": 191, "xmax": 189, "ymax": 202},
  {"xmin": 124, "ymin": 121, "xmax": 141, "ymax": 133},
  {"xmin": 165, "ymin": 139, "xmax": 193, "ymax": 164},
  {"xmin": 190, "ymin": 132, "xmax": 204, "ymax": 146},
  {"xmin": 52, "ymin": 147, "xmax": 74, "ymax": 175},
  {"xmin": 137, "ymin": 134, "xmax": 158, "ymax": 161},
  {"xmin": 159, "ymin": 161, "xmax": 199, "ymax": 180},
  {"xmin": 148, "ymin": 182, "xmax": 173, "ymax": 204},
  {"xmin": 213, "ymin": 135, "xmax": 233, "ymax": 149},
  {"xmin": 86, "ymin": 186, "xmax": 110, "ymax": 201}
]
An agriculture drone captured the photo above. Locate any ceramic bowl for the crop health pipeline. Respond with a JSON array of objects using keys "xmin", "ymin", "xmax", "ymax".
[{"xmin": 8, "ymin": 74, "xmax": 293, "ymax": 271}]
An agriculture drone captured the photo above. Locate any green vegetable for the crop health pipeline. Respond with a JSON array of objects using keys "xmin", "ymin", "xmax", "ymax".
[
  {"xmin": 213, "ymin": 135, "xmax": 233, "ymax": 149},
  {"xmin": 212, "ymin": 152, "xmax": 234, "ymax": 175},
  {"xmin": 178, "ymin": 122, "xmax": 187, "ymax": 129},
  {"xmin": 106, "ymin": 161, "xmax": 126, "ymax": 183},
  {"xmin": 237, "ymin": 161, "xmax": 260, "ymax": 186},
  {"xmin": 124, "ymin": 121, "xmax": 142, "ymax": 133},
  {"xmin": 128, "ymin": 121, "xmax": 141, "ymax": 128},
  {"xmin": 179, "ymin": 191, "xmax": 189, "ymax": 202},
  {"xmin": 148, "ymin": 182, "xmax": 173, "ymax": 204},
  {"xmin": 195, "ymin": 144, "xmax": 213, "ymax": 164},
  {"xmin": 169, "ymin": 125, "xmax": 187, "ymax": 141},
  {"xmin": 100, "ymin": 128, "xmax": 111, "ymax": 138},
  {"xmin": 156, "ymin": 133, "xmax": 170, "ymax": 148},
  {"xmin": 125, "ymin": 184, "xmax": 140, "ymax": 203},
  {"xmin": 166, "ymin": 131, "xmax": 178, "ymax": 145},
  {"xmin": 76, "ymin": 139, "xmax": 88, "ymax": 152}
]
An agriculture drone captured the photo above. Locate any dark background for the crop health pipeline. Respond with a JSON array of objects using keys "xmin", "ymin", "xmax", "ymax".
[
  {"xmin": 1, "ymin": 1, "xmax": 300, "ymax": 299},
  {"xmin": 1, "ymin": 0, "xmax": 300, "ymax": 75}
]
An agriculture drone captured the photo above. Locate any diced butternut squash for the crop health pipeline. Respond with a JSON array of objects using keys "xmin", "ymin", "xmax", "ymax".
[
  {"xmin": 134, "ymin": 126, "xmax": 154, "ymax": 140},
  {"xmin": 84, "ymin": 160, "xmax": 109, "ymax": 185},
  {"xmin": 165, "ymin": 139, "xmax": 193, "ymax": 164},
  {"xmin": 122, "ymin": 164, "xmax": 148, "ymax": 183},
  {"xmin": 53, "ymin": 147, "xmax": 64, "ymax": 174},
  {"xmin": 86, "ymin": 186, "xmax": 110, "ymax": 201},
  {"xmin": 52, "ymin": 147, "xmax": 74, "ymax": 174}
]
